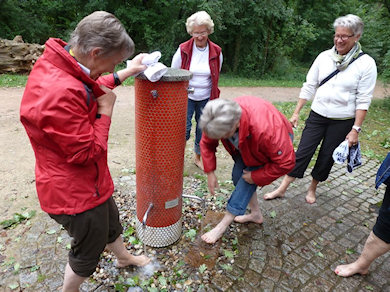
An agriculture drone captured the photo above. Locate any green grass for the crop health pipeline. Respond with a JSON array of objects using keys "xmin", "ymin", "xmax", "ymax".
[
  {"xmin": 218, "ymin": 74, "xmax": 303, "ymax": 87},
  {"xmin": 0, "ymin": 72, "xmax": 303, "ymax": 88},
  {"xmin": 0, "ymin": 74, "xmax": 28, "ymax": 87},
  {"xmin": 1, "ymin": 72, "xmax": 389, "ymax": 161}
]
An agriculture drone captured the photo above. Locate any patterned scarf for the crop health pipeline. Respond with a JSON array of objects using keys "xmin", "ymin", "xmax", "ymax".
[{"xmin": 331, "ymin": 42, "xmax": 362, "ymax": 71}]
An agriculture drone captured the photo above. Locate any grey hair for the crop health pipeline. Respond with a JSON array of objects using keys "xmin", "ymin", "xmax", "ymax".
[
  {"xmin": 68, "ymin": 11, "xmax": 134, "ymax": 59},
  {"xmin": 333, "ymin": 14, "xmax": 364, "ymax": 37},
  {"xmin": 199, "ymin": 99, "xmax": 242, "ymax": 139},
  {"xmin": 186, "ymin": 11, "xmax": 214, "ymax": 35}
]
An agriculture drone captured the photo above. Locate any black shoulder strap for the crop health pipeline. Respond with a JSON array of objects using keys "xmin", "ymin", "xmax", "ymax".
[
  {"xmin": 64, "ymin": 45, "xmax": 95, "ymax": 107},
  {"xmin": 318, "ymin": 52, "xmax": 365, "ymax": 87}
]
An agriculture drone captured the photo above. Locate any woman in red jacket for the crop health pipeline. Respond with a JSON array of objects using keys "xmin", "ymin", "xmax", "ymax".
[
  {"xmin": 20, "ymin": 11, "xmax": 150, "ymax": 291},
  {"xmin": 199, "ymin": 97, "xmax": 295, "ymax": 243}
]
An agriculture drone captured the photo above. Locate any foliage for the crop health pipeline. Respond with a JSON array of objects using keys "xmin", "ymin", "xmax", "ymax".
[
  {"xmin": 0, "ymin": 210, "xmax": 36, "ymax": 229},
  {"xmin": 355, "ymin": 2, "xmax": 390, "ymax": 81},
  {"xmin": 2, "ymin": 0, "xmax": 389, "ymax": 79}
]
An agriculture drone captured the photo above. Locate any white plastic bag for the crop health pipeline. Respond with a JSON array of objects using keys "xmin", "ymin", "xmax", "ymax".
[{"xmin": 333, "ymin": 140, "xmax": 349, "ymax": 164}]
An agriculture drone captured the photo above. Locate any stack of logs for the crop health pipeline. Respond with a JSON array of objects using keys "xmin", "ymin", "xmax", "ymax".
[{"xmin": 0, "ymin": 36, "xmax": 44, "ymax": 74}]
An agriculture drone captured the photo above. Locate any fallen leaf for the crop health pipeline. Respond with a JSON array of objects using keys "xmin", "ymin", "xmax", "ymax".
[{"xmin": 199, "ymin": 264, "xmax": 207, "ymax": 273}]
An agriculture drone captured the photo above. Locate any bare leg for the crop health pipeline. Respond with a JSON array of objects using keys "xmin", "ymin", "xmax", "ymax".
[
  {"xmin": 106, "ymin": 236, "xmax": 151, "ymax": 268},
  {"xmin": 194, "ymin": 153, "xmax": 203, "ymax": 170},
  {"xmin": 264, "ymin": 175, "xmax": 295, "ymax": 200},
  {"xmin": 62, "ymin": 263, "xmax": 87, "ymax": 292},
  {"xmin": 335, "ymin": 232, "xmax": 390, "ymax": 277},
  {"xmin": 201, "ymin": 212, "xmax": 235, "ymax": 244},
  {"xmin": 234, "ymin": 192, "xmax": 264, "ymax": 224},
  {"xmin": 305, "ymin": 178, "xmax": 319, "ymax": 204}
]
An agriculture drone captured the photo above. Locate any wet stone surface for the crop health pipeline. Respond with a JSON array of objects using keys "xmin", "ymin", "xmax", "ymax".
[{"xmin": 1, "ymin": 161, "xmax": 390, "ymax": 291}]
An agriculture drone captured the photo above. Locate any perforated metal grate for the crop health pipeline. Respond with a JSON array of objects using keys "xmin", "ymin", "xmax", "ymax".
[
  {"xmin": 136, "ymin": 217, "xmax": 182, "ymax": 247},
  {"xmin": 134, "ymin": 76, "xmax": 189, "ymax": 247}
]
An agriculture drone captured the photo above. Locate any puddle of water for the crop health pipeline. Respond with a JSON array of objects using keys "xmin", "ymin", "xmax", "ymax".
[
  {"xmin": 138, "ymin": 258, "xmax": 161, "ymax": 277},
  {"xmin": 185, "ymin": 210, "xmax": 225, "ymax": 269}
]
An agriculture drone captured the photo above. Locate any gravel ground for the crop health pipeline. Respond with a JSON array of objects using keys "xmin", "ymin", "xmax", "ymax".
[{"xmin": 89, "ymin": 162, "xmax": 239, "ymax": 291}]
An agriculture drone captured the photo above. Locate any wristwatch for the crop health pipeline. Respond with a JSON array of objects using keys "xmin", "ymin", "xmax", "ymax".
[
  {"xmin": 352, "ymin": 125, "xmax": 361, "ymax": 133},
  {"xmin": 113, "ymin": 72, "xmax": 121, "ymax": 86}
]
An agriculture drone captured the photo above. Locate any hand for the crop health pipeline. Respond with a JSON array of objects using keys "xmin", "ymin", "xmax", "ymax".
[
  {"xmin": 97, "ymin": 85, "xmax": 117, "ymax": 118},
  {"xmin": 289, "ymin": 113, "xmax": 299, "ymax": 128},
  {"xmin": 346, "ymin": 130, "xmax": 359, "ymax": 147},
  {"xmin": 242, "ymin": 170, "xmax": 254, "ymax": 184},
  {"xmin": 207, "ymin": 171, "xmax": 219, "ymax": 195},
  {"xmin": 127, "ymin": 53, "xmax": 148, "ymax": 75}
]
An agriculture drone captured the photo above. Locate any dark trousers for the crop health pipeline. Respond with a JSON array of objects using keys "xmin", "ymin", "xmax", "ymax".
[
  {"xmin": 49, "ymin": 197, "xmax": 123, "ymax": 277},
  {"xmin": 373, "ymin": 186, "xmax": 390, "ymax": 243},
  {"xmin": 289, "ymin": 110, "xmax": 354, "ymax": 182}
]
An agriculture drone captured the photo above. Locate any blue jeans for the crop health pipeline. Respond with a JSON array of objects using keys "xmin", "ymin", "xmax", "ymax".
[
  {"xmin": 186, "ymin": 98, "xmax": 209, "ymax": 155},
  {"xmin": 227, "ymin": 154, "xmax": 261, "ymax": 216}
]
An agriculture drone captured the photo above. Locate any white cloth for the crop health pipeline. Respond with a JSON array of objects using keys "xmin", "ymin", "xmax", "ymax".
[
  {"xmin": 171, "ymin": 42, "xmax": 223, "ymax": 101},
  {"xmin": 333, "ymin": 140, "xmax": 349, "ymax": 164},
  {"xmin": 127, "ymin": 51, "xmax": 168, "ymax": 82},
  {"xmin": 299, "ymin": 48, "xmax": 377, "ymax": 119}
]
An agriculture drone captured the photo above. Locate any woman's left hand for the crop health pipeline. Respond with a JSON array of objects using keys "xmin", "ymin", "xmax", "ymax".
[
  {"xmin": 346, "ymin": 129, "xmax": 359, "ymax": 147},
  {"xmin": 242, "ymin": 170, "xmax": 254, "ymax": 184}
]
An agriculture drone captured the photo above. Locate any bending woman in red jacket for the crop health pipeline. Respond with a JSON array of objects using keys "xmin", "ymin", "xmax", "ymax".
[
  {"xmin": 20, "ymin": 11, "xmax": 150, "ymax": 291},
  {"xmin": 199, "ymin": 96, "xmax": 295, "ymax": 243}
]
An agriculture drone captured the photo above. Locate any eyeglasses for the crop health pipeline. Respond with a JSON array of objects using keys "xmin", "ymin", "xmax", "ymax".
[
  {"xmin": 334, "ymin": 34, "xmax": 354, "ymax": 41},
  {"xmin": 192, "ymin": 31, "xmax": 208, "ymax": 37}
]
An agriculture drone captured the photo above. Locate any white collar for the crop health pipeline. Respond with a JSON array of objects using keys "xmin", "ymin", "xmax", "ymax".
[{"xmin": 77, "ymin": 62, "xmax": 91, "ymax": 76}]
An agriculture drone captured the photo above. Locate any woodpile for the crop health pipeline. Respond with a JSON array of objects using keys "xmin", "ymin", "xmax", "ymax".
[{"xmin": 0, "ymin": 36, "xmax": 44, "ymax": 74}]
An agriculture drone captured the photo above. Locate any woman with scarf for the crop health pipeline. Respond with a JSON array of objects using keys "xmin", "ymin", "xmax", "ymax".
[
  {"xmin": 171, "ymin": 11, "xmax": 223, "ymax": 170},
  {"xmin": 264, "ymin": 14, "xmax": 377, "ymax": 204}
]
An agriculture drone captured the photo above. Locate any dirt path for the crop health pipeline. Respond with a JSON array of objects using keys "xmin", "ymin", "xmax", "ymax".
[{"xmin": 0, "ymin": 83, "xmax": 388, "ymax": 220}]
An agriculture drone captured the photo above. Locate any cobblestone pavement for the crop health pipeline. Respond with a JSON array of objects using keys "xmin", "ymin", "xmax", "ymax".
[{"xmin": 1, "ymin": 160, "xmax": 389, "ymax": 291}]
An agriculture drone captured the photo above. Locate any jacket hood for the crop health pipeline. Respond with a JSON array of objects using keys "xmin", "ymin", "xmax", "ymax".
[{"xmin": 44, "ymin": 38, "xmax": 105, "ymax": 97}]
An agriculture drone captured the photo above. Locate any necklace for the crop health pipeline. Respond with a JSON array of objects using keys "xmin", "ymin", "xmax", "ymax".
[{"xmin": 196, "ymin": 46, "xmax": 207, "ymax": 52}]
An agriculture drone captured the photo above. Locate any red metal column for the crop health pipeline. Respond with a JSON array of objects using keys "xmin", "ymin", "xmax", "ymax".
[{"xmin": 134, "ymin": 68, "xmax": 192, "ymax": 247}]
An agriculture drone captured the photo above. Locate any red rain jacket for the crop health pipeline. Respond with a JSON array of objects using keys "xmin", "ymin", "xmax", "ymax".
[
  {"xmin": 20, "ymin": 38, "xmax": 119, "ymax": 215},
  {"xmin": 201, "ymin": 96, "xmax": 296, "ymax": 186}
]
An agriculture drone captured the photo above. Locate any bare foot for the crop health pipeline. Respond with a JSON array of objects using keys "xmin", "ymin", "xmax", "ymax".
[
  {"xmin": 117, "ymin": 254, "xmax": 151, "ymax": 268},
  {"xmin": 234, "ymin": 212, "xmax": 263, "ymax": 224},
  {"xmin": 263, "ymin": 189, "xmax": 285, "ymax": 200},
  {"xmin": 305, "ymin": 189, "xmax": 316, "ymax": 204},
  {"xmin": 201, "ymin": 225, "xmax": 226, "ymax": 244},
  {"xmin": 334, "ymin": 262, "xmax": 369, "ymax": 277},
  {"xmin": 194, "ymin": 153, "xmax": 204, "ymax": 170},
  {"xmin": 194, "ymin": 159, "xmax": 204, "ymax": 170}
]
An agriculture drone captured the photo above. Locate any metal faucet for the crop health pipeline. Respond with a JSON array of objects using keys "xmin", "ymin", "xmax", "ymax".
[
  {"xmin": 142, "ymin": 203, "xmax": 154, "ymax": 227},
  {"xmin": 182, "ymin": 194, "xmax": 206, "ymax": 213}
]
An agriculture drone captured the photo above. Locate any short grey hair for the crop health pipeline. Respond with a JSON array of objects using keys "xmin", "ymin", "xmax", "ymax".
[
  {"xmin": 186, "ymin": 11, "xmax": 215, "ymax": 35},
  {"xmin": 333, "ymin": 14, "xmax": 364, "ymax": 37},
  {"xmin": 68, "ymin": 11, "xmax": 134, "ymax": 59},
  {"xmin": 199, "ymin": 99, "xmax": 242, "ymax": 139}
]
